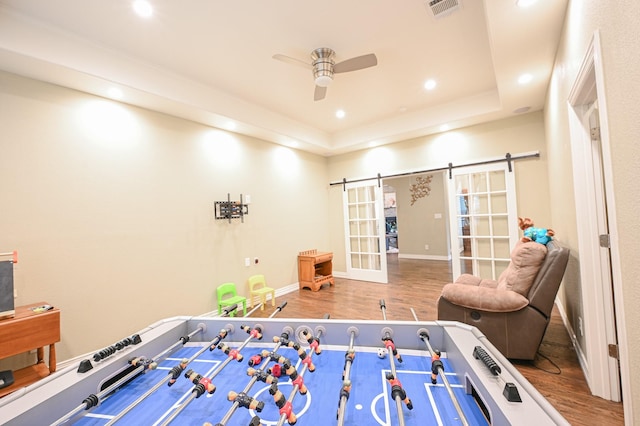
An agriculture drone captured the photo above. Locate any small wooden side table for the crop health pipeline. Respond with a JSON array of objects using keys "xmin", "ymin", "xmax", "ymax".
[{"xmin": 0, "ymin": 302, "xmax": 60, "ymax": 397}]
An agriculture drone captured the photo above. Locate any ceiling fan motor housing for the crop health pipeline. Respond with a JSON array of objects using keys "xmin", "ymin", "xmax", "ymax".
[{"xmin": 311, "ymin": 47, "xmax": 335, "ymax": 87}]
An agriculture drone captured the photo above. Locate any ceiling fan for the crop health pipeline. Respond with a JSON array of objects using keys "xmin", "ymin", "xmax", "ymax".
[{"xmin": 272, "ymin": 47, "xmax": 378, "ymax": 101}]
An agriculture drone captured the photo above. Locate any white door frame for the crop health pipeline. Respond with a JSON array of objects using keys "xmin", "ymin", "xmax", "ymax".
[
  {"xmin": 447, "ymin": 162, "xmax": 519, "ymax": 281},
  {"xmin": 567, "ymin": 30, "xmax": 628, "ymax": 408},
  {"xmin": 342, "ymin": 179, "xmax": 388, "ymax": 283}
]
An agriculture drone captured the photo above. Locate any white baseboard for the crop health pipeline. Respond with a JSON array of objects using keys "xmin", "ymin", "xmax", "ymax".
[
  {"xmin": 554, "ymin": 298, "xmax": 591, "ymax": 389},
  {"xmin": 398, "ymin": 253, "xmax": 450, "ymax": 261}
]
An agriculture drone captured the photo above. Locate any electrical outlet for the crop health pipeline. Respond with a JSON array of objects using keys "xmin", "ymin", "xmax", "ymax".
[
  {"xmin": 244, "ymin": 257, "xmax": 250, "ymax": 267},
  {"xmin": 425, "ymin": 244, "xmax": 429, "ymax": 250}
]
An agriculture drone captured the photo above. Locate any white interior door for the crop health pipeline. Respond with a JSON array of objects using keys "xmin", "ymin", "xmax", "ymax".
[
  {"xmin": 342, "ymin": 180, "xmax": 388, "ymax": 283},
  {"xmin": 447, "ymin": 163, "xmax": 519, "ymax": 281}
]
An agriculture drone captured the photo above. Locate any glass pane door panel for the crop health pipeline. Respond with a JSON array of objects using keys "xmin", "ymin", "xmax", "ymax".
[
  {"xmin": 343, "ymin": 181, "xmax": 388, "ymax": 283},
  {"xmin": 474, "ymin": 195, "xmax": 489, "ymax": 214},
  {"xmin": 472, "ymin": 173, "xmax": 488, "ymax": 192},
  {"xmin": 448, "ymin": 163, "xmax": 519, "ymax": 280},
  {"xmin": 491, "ymin": 193, "xmax": 508, "ymax": 213},
  {"xmin": 474, "ymin": 217, "xmax": 491, "ymax": 235},
  {"xmin": 476, "ymin": 239, "xmax": 493, "ymax": 258},
  {"xmin": 489, "ymin": 171, "xmax": 506, "ymax": 191},
  {"xmin": 492, "ymin": 216, "xmax": 509, "ymax": 235}
]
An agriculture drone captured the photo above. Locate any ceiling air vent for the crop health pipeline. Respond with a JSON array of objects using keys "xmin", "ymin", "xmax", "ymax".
[{"xmin": 426, "ymin": 0, "xmax": 461, "ymax": 18}]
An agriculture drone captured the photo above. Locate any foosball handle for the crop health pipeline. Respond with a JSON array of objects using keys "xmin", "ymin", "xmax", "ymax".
[
  {"xmin": 473, "ymin": 346, "xmax": 522, "ymax": 403},
  {"xmin": 379, "ymin": 299, "xmax": 386, "ymax": 310}
]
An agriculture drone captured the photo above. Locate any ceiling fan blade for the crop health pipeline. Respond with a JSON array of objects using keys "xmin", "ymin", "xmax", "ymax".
[
  {"xmin": 314, "ymin": 85, "xmax": 327, "ymax": 101},
  {"xmin": 334, "ymin": 53, "xmax": 378, "ymax": 73},
  {"xmin": 272, "ymin": 54, "xmax": 312, "ymax": 69}
]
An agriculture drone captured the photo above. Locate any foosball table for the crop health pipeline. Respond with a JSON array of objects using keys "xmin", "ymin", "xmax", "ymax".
[{"xmin": 0, "ymin": 303, "xmax": 568, "ymax": 425}]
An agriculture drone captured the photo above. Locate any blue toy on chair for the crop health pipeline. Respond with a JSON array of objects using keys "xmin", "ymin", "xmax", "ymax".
[
  {"xmin": 216, "ymin": 282, "xmax": 247, "ymax": 317},
  {"xmin": 519, "ymin": 217, "xmax": 555, "ymax": 246}
]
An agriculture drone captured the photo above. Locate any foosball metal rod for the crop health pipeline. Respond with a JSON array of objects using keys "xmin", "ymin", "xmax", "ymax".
[
  {"xmin": 51, "ymin": 323, "xmax": 208, "ymax": 426},
  {"xmin": 336, "ymin": 328, "xmax": 357, "ymax": 426},
  {"xmin": 161, "ymin": 323, "xmax": 265, "ymax": 426},
  {"xmin": 410, "ymin": 308, "xmax": 470, "ymax": 426},
  {"xmin": 105, "ymin": 323, "xmax": 232, "ymax": 426},
  {"xmin": 215, "ymin": 329, "xmax": 290, "ymax": 425},
  {"xmin": 379, "ymin": 299, "xmax": 406, "ymax": 426},
  {"xmin": 269, "ymin": 301, "xmax": 288, "ymax": 319},
  {"xmin": 275, "ymin": 325, "xmax": 324, "ymax": 426},
  {"xmin": 168, "ymin": 304, "xmax": 287, "ymax": 425}
]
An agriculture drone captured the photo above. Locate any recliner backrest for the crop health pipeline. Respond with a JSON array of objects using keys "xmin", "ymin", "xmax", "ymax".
[{"xmin": 525, "ymin": 240, "xmax": 570, "ymax": 318}]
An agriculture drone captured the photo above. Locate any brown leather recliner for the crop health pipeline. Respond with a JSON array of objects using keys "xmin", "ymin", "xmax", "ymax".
[{"xmin": 437, "ymin": 240, "xmax": 569, "ymax": 360}]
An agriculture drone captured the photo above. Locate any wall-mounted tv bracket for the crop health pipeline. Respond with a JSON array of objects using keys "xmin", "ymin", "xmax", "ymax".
[{"xmin": 215, "ymin": 193, "xmax": 249, "ymax": 223}]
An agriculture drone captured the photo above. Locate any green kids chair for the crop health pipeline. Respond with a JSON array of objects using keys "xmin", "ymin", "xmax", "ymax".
[{"xmin": 216, "ymin": 282, "xmax": 247, "ymax": 317}]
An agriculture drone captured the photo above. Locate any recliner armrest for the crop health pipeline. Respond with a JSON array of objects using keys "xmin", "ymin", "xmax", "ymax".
[{"xmin": 440, "ymin": 283, "xmax": 529, "ymax": 313}]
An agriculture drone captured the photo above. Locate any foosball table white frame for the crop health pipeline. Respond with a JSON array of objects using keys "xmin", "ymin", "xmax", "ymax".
[{"xmin": 0, "ymin": 315, "xmax": 569, "ymax": 425}]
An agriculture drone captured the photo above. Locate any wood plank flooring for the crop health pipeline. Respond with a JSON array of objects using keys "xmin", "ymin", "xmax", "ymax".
[{"xmin": 249, "ymin": 254, "xmax": 625, "ymax": 425}]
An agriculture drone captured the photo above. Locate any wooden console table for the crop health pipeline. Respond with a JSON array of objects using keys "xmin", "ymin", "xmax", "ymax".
[
  {"xmin": 298, "ymin": 250, "xmax": 334, "ymax": 291},
  {"xmin": 0, "ymin": 302, "xmax": 60, "ymax": 397}
]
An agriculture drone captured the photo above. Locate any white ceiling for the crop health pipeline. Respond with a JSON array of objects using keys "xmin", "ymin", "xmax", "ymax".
[{"xmin": 0, "ymin": 0, "xmax": 568, "ymax": 156}]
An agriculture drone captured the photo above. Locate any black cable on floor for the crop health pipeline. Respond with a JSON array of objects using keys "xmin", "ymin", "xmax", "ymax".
[{"xmin": 533, "ymin": 351, "xmax": 562, "ymax": 375}]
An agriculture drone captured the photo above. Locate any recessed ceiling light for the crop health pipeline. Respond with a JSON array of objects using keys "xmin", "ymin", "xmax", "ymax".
[
  {"xmin": 424, "ymin": 79, "xmax": 437, "ymax": 90},
  {"xmin": 516, "ymin": 0, "xmax": 538, "ymax": 8},
  {"xmin": 439, "ymin": 124, "xmax": 450, "ymax": 132},
  {"xmin": 336, "ymin": 109, "xmax": 346, "ymax": 119},
  {"xmin": 518, "ymin": 73, "xmax": 533, "ymax": 84},
  {"xmin": 132, "ymin": 0, "xmax": 153, "ymax": 18},
  {"xmin": 513, "ymin": 106, "xmax": 531, "ymax": 114}
]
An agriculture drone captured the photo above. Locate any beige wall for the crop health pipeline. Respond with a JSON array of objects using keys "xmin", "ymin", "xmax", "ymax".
[
  {"xmin": 545, "ymin": 0, "xmax": 640, "ymax": 419},
  {"xmin": 386, "ymin": 173, "xmax": 449, "ymax": 259},
  {"xmin": 0, "ymin": 71, "xmax": 330, "ymax": 362},
  {"xmin": 328, "ymin": 111, "xmax": 551, "ymax": 272}
]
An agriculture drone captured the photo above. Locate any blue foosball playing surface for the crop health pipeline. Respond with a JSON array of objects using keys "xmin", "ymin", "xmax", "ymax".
[{"xmin": 73, "ymin": 343, "xmax": 488, "ymax": 426}]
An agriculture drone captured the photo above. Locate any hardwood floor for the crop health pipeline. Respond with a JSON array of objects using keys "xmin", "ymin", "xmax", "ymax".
[{"xmin": 249, "ymin": 254, "xmax": 625, "ymax": 425}]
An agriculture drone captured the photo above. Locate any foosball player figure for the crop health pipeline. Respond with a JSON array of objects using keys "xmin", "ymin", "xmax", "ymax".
[
  {"xmin": 273, "ymin": 332, "xmax": 293, "ymax": 347},
  {"xmin": 184, "ymin": 369, "xmax": 216, "ymax": 396},
  {"xmin": 240, "ymin": 324, "xmax": 263, "ymax": 340},
  {"xmin": 167, "ymin": 358, "xmax": 189, "ymax": 387},
  {"xmin": 227, "ymin": 391, "xmax": 265, "ymax": 412},
  {"xmin": 288, "ymin": 341, "xmax": 316, "ymax": 372},
  {"xmin": 248, "ymin": 353, "xmax": 263, "ymax": 367},
  {"xmin": 261, "ymin": 349, "xmax": 289, "ymax": 366},
  {"xmin": 385, "ymin": 372, "xmax": 413, "ymax": 410},
  {"xmin": 284, "ymin": 362, "xmax": 308, "ymax": 394},
  {"xmin": 209, "ymin": 328, "xmax": 229, "ymax": 351},
  {"xmin": 342, "ymin": 349, "xmax": 355, "ymax": 379},
  {"xmin": 218, "ymin": 342, "xmax": 243, "ymax": 362},
  {"xmin": 269, "ymin": 383, "xmax": 297, "ymax": 425},
  {"xmin": 302, "ymin": 329, "xmax": 322, "ymax": 355},
  {"xmin": 431, "ymin": 349, "xmax": 443, "ymax": 385},
  {"xmin": 128, "ymin": 356, "xmax": 158, "ymax": 372},
  {"xmin": 382, "ymin": 336, "xmax": 403, "ymax": 363},
  {"xmin": 247, "ymin": 366, "xmax": 279, "ymax": 385},
  {"xmin": 269, "ymin": 363, "xmax": 283, "ymax": 378},
  {"xmin": 336, "ymin": 379, "xmax": 352, "ymax": 419}
]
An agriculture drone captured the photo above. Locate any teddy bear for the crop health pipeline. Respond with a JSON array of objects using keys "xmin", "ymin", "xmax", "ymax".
[{"xmin": 518, "ymin": 217, "xmax": 555, "ymax": 245}]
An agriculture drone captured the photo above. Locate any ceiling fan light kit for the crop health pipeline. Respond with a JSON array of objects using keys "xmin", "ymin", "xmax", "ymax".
[{"xmin": 274, "ymin": 47, "xmax": 378, "ymax": 101}]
